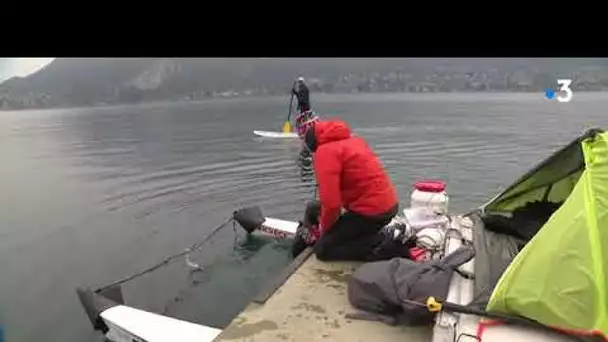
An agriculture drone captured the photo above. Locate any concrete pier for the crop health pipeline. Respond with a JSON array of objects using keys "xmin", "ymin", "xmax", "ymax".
[{"xmin": 215, "ymin": 254, "xmax": 432, "ymax": 342}]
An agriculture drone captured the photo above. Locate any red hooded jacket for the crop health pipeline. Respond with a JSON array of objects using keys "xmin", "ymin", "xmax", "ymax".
[{"xmin": 308, "ymin": 120, "xmax": 398, "ymax": 233}]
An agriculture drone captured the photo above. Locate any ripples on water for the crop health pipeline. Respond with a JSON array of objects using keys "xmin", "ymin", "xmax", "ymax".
[{"xmin": 1, "ymin": 92, "xmax": 607, "ymax": 342}]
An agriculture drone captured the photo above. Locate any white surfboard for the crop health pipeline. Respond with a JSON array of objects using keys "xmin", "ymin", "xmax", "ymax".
[{"xmin": 253, "ymin": 130, "xmax": 299, "ymax": 138}]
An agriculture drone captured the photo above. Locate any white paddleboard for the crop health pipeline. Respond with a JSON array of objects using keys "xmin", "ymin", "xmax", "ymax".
[
  {"xmin": 101, "ymin": 305, "xmax": 222, "ymax": 342},
  {"xmin": 253, "ymin": 130, "xmax": 299, "ymax": 138},
  {"xmin": 257, "ymin": 217, "xmax": 299, "ymax": 239}
]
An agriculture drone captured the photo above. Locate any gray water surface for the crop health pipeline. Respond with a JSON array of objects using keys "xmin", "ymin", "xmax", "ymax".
[{"xmin": 1, "ymin": 92, "xmax": 607, "ymax": 342}]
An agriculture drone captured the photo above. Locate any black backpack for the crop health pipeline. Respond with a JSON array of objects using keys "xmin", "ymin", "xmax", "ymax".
[{"xmin": 347, "ymin": 246, "xmax": 475, "ymax": 325}]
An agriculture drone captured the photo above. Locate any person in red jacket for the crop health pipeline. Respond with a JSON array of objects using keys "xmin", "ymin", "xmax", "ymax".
[{"xmin": 296, "ymin": 119, "xmax": 400, "ymax": 261}]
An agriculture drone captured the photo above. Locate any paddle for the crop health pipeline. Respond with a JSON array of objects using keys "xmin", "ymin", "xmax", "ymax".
[{"xmin": 283, "ymin": 81, "xmax": 296, "ymax": 133}]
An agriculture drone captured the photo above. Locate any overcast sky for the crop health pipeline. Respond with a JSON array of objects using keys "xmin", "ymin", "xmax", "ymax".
[{"xmin": 0, "ymin": 58, "xmax": 55, "ymax": 83}]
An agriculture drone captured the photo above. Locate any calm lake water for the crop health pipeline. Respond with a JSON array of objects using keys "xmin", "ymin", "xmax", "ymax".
[{"xmin": 1, "ymin": 92, "xmax": 607, "ymax": 342}]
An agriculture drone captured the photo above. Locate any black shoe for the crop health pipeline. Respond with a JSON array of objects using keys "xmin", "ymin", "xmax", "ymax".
[
  {"xmin": 292, "ymin": 222, "xmax": 313, "ymax": 258},
  {"xmin": 370, "ymin": 225, "xmax": 415, "ymax": 261},
  {"xmin": 380, "ymin": 223, "xmax": 410, "ymax": 244}
]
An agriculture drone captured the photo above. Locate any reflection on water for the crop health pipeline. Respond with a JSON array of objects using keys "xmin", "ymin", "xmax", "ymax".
[
  {"xmin": 297, "ymin": 148, "xmax": 316, "ymax": 190},
  {"xmin": 162, "ymin": 233, "xmax": 292, "ymax": 325},
  {"xmin": 1, "ymin": 92, "xmax": 608, "ymax": 342}
]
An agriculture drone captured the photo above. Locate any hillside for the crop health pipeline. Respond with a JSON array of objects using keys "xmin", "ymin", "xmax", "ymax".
[{"xmin": 2, "ymin": 58, "xmax": 608, "ymax": 110}]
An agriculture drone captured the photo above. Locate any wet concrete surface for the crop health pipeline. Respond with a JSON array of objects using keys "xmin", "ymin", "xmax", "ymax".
[{"xmin": 215, "ymin": 255, "xmax": 432, "ymax": 342}]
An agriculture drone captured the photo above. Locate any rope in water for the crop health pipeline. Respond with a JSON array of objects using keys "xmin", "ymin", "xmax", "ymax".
[
  {"xmin": 95, "ymin": 148, "xmax": 316, "ymax": 294},
  {"xmin": 96, "ymin": 216, "xmax": 235, "ymax": 292}
]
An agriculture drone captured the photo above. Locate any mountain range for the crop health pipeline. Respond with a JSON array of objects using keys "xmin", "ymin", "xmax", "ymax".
[{"xmin": 2, "ymin": 58, "xmax": 608, "ymax": 110}]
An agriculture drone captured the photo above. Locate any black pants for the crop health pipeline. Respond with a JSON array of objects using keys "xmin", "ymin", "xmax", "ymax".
[{"xmin": 303, "ymin": 200, "xmax": 399, "ymax": 261}]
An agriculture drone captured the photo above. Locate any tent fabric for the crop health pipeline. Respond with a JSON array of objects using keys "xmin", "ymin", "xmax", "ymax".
[
  {"xmin": 468, "ymin": 211, "xmax": 522, "ymax": 310},
  {"xmin": 487, "ymin": 130, "xmax": 608, "ymax": 334},
  {"xmin": 483, "ymin": 130, "xmax": 602, "ymax": 214}
]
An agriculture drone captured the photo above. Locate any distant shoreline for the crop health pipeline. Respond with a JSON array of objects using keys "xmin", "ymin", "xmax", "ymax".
[{"xmin": 2, "ymin": 90, "xmax": 607, "ymax": 113}]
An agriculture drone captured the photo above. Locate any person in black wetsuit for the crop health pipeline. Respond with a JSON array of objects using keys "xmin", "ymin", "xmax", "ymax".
[{"xmin": 292, "ymin": 77, "xmax": 311, "ymax": 113}]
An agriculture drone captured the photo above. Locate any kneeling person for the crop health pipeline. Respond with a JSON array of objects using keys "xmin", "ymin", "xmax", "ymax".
[{"xmin": 297, "ymin": 119, "xmax": 400, "ymax": 261}]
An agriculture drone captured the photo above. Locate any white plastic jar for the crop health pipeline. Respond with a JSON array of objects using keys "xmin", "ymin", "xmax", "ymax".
[{"xmin": 410, "ymin": 180, "xmax": 449, "ymax": 214}]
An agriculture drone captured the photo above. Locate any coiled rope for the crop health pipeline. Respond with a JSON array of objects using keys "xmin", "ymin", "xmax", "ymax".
[{"xmin": 96, "ymin": 216, "xmax": 235, "ymax": 292}]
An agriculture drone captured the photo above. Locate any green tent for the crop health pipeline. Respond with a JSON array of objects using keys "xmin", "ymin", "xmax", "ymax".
[{"xmin": 483, "ymin": 128, "xmax": 608, "ymax": 335}]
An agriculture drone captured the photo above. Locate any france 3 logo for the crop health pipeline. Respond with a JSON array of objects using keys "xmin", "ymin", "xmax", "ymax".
[{"xmin": 545, "ymin": 79, "xmax": 573, "ymax": 103}]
